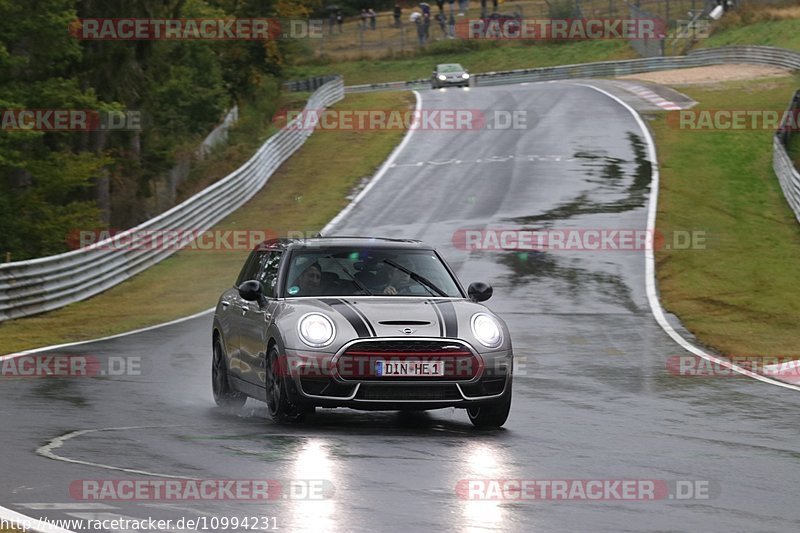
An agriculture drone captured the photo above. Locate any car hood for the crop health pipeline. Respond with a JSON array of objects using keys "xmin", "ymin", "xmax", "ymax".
[{"xmin": 276, "ymin": 297, "xmax": 510, "ymax": 353}]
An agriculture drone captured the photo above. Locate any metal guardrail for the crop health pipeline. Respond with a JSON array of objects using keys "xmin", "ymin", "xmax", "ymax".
[
  {"xmin": 774, "ymin": 90, "xmax": 800, "ymax": 224},
  {"xmin": 344, "ymin": 46, "xmax": 800, "ymax": 91},
  {"xmin": 283, "ymin": 75, "xmax": 340, "ymax": 92},
  {"xmin": 472, "ymin": 45, "xmax": 800, "ymax": 86},
  {"xmin": 345, "ymin": 79, "xmax": 430, "ymax": 93},
  {"xmin": 0, "ymin": 77, "xmax": 344, "ymax": 322}
]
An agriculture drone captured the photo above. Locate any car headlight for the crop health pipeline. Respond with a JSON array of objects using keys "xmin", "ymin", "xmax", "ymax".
[
  {"xmin": 438, "ymin": 75, "xmax": 447, "ymax": 81},
  {"xmin": 471, "ymin": 313, "xmax": 502, "ymax": 349},
  {"xmin": 462, "ymin": 73, "xmax": 470, "ymax": 79},
  {"xmin": 298, "ymin": 313, "xmax": 336, "ymax": 348}
]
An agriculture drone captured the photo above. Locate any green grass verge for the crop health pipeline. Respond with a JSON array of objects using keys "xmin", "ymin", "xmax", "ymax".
[
  {"xmin": 701, "ymin": 12, "xmax": 800, "ymax": 50},
  {"xmin": 0, "ymin": 91, "xmax": 413, "ymax": 355},
  {"xmin": 652, "ymin": 74, "xmax": 800, "ymax": 357},
  {"xmin": 287, "ymin": 39, "xmax": 636, "ymax": 86}
]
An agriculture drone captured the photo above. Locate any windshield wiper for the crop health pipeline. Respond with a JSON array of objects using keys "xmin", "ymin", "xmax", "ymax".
[
  {"xmin": 382, "ymin": 259, "xmax": 448, "ymax": 297},
  {"xmin": 324, "ymin": 255, "xmax": 373, "ymax": 296}
]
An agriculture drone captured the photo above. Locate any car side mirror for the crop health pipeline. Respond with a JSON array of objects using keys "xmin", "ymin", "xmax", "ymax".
[
  {"xmin": 239, "ymin": 280, "xmax": 266, "ymax": 306},
  {"xmin": 468, "ymin": 282, "xmax": 493, "ymax": 302}
]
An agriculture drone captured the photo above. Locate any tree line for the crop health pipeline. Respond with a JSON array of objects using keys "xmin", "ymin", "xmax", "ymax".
[{"xmin": 0, "ymin": 0, "xmax": 317, "ymax": 261}]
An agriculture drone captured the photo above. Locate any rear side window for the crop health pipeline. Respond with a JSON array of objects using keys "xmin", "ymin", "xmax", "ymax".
[{"xmin": 256, "ymin": 251, "xmax": 282, "ymax": 298}]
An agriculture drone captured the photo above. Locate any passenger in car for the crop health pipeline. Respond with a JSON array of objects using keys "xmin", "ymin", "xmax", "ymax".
[{"xmin": 295, "ymin": 262, "xmax": 323, "ymax": 295}]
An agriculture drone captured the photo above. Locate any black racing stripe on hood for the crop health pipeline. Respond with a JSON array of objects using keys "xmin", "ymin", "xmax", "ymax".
[
  {"xmin": 341, "ymin": 300, "xmax": 377, "ymax": 337},
  {"xmin": 320, "ymin": 298, "xmax": 372, "ymax": 338},
  {"xmin": 433, "ymin": 300, "xmax": 458, "ymax": 338},
  {"xmin": 428, "ymin": 299, "xmax": 445, "ymax": 337}
]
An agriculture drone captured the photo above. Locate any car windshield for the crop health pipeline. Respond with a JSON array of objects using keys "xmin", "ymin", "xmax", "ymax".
[
  {"xmin": 283, "ymin": 248, "xmax": 462, "ymax": 298},
  {"xmin": 438, "ymin": 64, "xmax": 464, "ymax": 73}
]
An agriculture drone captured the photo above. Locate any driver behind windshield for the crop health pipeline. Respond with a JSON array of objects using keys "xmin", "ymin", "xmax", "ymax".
[
  {"xmin": 293, "ymin": 262, "xmax": 323, "ymax": 295},
  {"xmin": 382, "ymin": 256, "xmax": 417, "ymax": 295}
]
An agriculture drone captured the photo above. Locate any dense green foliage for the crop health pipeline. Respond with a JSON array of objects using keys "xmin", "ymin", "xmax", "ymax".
[{"xmin": 0, "ymin": 0, "xmax": 317, "ymax": 260}]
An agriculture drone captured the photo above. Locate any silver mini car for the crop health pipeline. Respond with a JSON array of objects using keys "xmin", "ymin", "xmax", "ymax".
[
  {"xmin": 212, "ymin": 237, "xmax": 513, "ymax": 428},
  {"xmin": 431, "ymin": 63, "xmax": 470, "ymax": 89}
]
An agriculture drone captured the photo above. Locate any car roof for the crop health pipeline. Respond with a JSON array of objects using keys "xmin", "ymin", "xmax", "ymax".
[{"xmin": 253, "ymin": 236, "xmax": 432, "ymax": 252}]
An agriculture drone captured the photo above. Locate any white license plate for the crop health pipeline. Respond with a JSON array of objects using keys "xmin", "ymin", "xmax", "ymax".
[{"xmin": 375, "ymin": 360, "xmax": 445, "ymax": 377}]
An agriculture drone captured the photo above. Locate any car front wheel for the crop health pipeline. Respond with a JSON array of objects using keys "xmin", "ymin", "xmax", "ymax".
[
  {"xmin": 265, "ymin": 347, "xmax": 309, "ymax": 423},
  {"xmin": 212, "ymin": 337, "xmax": 246, "ymax": 412},
  {"xmin": 467, "ymin": 379, "xmax": 512, "ymax": 429}
]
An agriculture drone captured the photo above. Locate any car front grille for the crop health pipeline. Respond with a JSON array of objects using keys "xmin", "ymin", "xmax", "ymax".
[
  {"xmin": 336, "ymin": 340, "xmax": 480, "ymax": 381},
  {"xmin": 356, "ymin": 384, "xmax": 461, "ymax": 401}
]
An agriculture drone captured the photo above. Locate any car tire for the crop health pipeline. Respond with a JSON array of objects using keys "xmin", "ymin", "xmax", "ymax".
[
  {"xmin": 212, "ymin": 337, "xmax": 246, "ymax": 412},
  {"xmin": 467, "ymin": 379, "xmax": 512, "ymax": 429},
  {"xmin": 265, "ymin": 346, "xmax": 308, "ymax": 424}
]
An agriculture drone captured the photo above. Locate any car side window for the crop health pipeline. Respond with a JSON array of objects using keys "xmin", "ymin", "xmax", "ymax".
[
  {"xmin": 235, "ymin": 251, "xmax": 262, "ymax": 287},
  {"xmin": 256, "ymin": 251, "xmax": 282, "ymax": 299}
]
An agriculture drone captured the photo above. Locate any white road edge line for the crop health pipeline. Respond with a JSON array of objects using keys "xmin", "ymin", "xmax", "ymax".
[
  {"xmin": 0, "ymin": 308, "xmax": 214, "ymax": 360},
  {"xmin": 36, "ymin": 426, "xmax": 201, "ymax": 480},
  {"xmin": 576, "ymin": 82, "xmax": 800, "ymax": 393},
  {"xmin": 322, "ymin": 90, "xmax": 422, "ymax": 234}
]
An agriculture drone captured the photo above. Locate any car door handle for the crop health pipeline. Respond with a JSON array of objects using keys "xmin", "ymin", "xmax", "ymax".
[{"xmin": 221, "ymin": 300, "xmax": 231, "ymax": 308}]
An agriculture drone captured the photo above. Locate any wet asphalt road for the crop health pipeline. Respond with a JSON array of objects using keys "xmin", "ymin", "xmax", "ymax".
[{"xmin": 2, "ymin": 82, "xmax": 800, "ymax": 533}]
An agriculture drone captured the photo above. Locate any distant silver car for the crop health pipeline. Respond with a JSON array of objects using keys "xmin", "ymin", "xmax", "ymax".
[
  {"xmin": 432, "ymin": 63, "xmax": 470, "ymax": 89},
  {"xmin": 212, "ymin": 237, "xmax": 513, "ymax": 428}
]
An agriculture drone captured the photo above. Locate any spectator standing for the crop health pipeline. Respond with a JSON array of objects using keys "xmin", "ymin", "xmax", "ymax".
[
  {"xmin": 394, "ymin": 4, "xmax": 402, "ymax": 27},
  {"xmin": 411, "ymin": 11, "xmax": 426, "ymax": 45},
  {"xmin": 435, "ymin": 12, "xmax": 446, "ymax": 37},
  {"xmin": 336, "ymin": 10, "xmax": 344, "ymax": 32},
  {"xmin": 360, "ymin": 9, "xmax": 368, "ymax": 29},
  {"xmin": 420, "ymin": 2, "xmax": 431, "ymax": 17},
  {"xmin": 368, "ymin": 8, "xmax": 377, "ymax": 30}
]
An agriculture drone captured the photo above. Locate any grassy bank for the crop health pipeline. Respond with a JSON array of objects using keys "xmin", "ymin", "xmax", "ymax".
[
  {"xmin": 700, "ymin": 7, "xmax": 800, "ymax": 50},
  {"xmin": 652, "ymin": 75, "xmax": 800, "ymax": 357},
  {"xmin": 0, "ymin": 91, "xmax": 413, "ymax": 355}
]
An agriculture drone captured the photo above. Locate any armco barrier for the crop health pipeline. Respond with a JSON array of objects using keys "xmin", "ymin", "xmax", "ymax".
[
  {"xmin": 472, "ymin": 46, "xmax": 800, "ymax": 86},
  {"xmin": 774, "ymin": 90, "xmax": 800, "ymax": 224},
  {"xmin": 0, "ymin": 76, "xmax": 344, "ymax": 322},
  {"xmin": 343, "ymin": 46, "xmax": 800, "ymax": 91}
]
